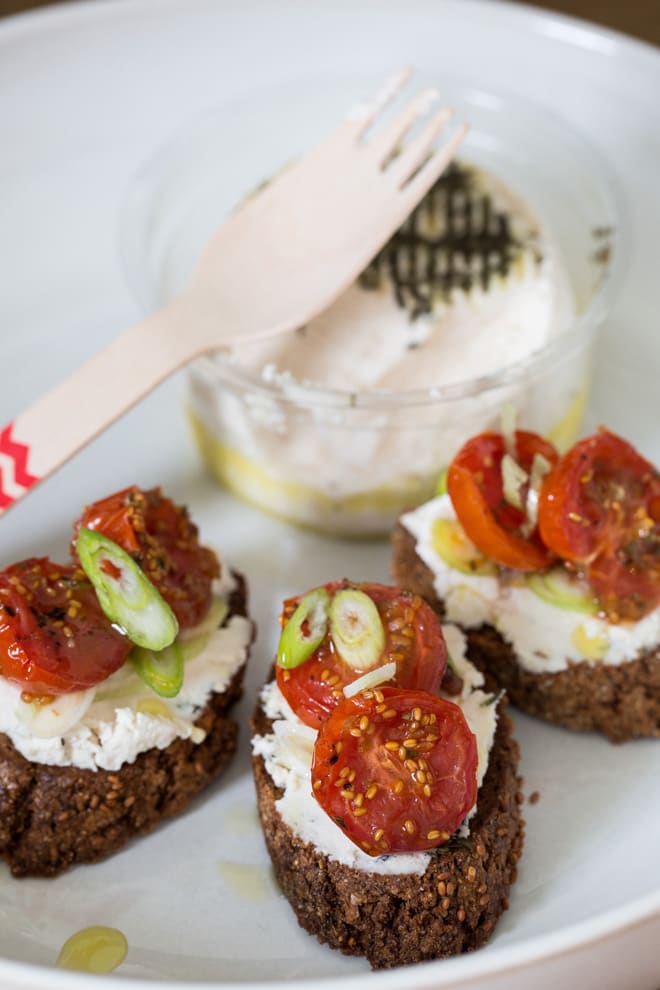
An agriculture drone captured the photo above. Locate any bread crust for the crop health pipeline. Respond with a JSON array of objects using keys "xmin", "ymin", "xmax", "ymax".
[
  {"xmin": 392, "ymin": 522, "xmax": 660, "ymax": 743},
  {"xmin": 0, "ymin": 574, "xmax": 252, "ymax": 878},
  {"xmin": 251, "ymin": 691, "xmax": 524, "ymax": 969}
]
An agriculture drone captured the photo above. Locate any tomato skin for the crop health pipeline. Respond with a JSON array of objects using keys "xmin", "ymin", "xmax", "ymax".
[
  {"xmin": 538, "ymin": 429, "xmax": 660, "ymax": 620},
  {"xmin": 275, "ymin": 582, "xmax": 447, "ymax": 730},
  {"xmin": 312, "ymin": 687, "xmax": 478, "ymax": 856},
  {"xmin": 0, "ymin": 558, "xmax": 132, "ymax": 695},
  {"xmin": 447, "ymin": 431, "xmax": 559, "ymax": 571},
  {"xmin": 73, "ymin": 486, "xmax": 219, "ymax": 629}
]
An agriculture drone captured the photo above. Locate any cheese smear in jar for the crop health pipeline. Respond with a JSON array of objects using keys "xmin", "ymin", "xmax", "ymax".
[{"xmin": 188, "ymin": 162, "xmax": 581, "ymax": 535}]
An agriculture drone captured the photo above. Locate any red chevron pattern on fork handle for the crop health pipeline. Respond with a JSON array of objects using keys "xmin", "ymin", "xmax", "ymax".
[{"xmin": 0, "ymin": 424, "xmax": 40, "ymax": 510}]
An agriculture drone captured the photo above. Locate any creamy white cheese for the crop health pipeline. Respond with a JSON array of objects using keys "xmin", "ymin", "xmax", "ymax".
[
  {"xmin": 0, "ymin": 576, "xmax": 252, "ymax": 772},
  {"xmin": 187, "ymin": 163, "xmax": 579, "ymax": 524},
  {"xmin": 401, "ymin": 495, "xmax": 660, "ymax": 673},
  {"xmin": 226, "ymin": 167, "xmax": 572, "ymax": 395},
  {"xmin": 251, "ymin": 627, "xmax": 497, "ymax": 876}
]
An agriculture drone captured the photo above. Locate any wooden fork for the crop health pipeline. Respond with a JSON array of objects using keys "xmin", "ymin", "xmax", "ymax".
[{"xmin": 0, "ymin": 68, "xmax": 466, "ymax": 516}]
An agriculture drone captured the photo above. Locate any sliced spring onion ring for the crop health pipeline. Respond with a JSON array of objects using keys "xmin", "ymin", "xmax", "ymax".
[
  {"xmin": 277, "ymin": 588, "xmax": 330, "ymax": 669},
  {"xmin": 178, "ymin": 597, "xmax": 228, "ymax": 642},
  {"xmin": 342, "ymin": 661, "xmax": 396, "ymax": 698},
  {"xmin": 501, "ymin": 453, "xmax": 528, "ymax": 511},
  {"xmin": 435, "ymin": 467, "xmax": 449, "ymax": 497},
  {"xmin": 76, "ymin": 528, "xmax": 179, "ymax": 651},
  {"xmin": 525, "ymin": 567, "xmax": 599, "ymax": 615},
  {"xmin": 16, "ymin": 687, "xmax": 96, "ymax": 739},
  {"xmin": 131, "ymin": 641, "xmax": 184, "ymax": 697},
  {"xmin": 329, "ymin": 589, "xmax": 385, "ymax": 671},
  {"xmin": 523, "ymin": 452, "xmax": 553, "ymax": 532},
  {"xmin": 500, "ymin": 402, "xmax": 518, "ymax": 458},
  {"xmin": 431, "ymin": 517, "xmax": 498, "ymax": 576}
]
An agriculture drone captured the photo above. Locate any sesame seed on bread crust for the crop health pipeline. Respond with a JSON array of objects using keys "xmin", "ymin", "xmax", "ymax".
[
  {"xmin": 251, "ymin": 692, "xmax": 524, "ymax": 969},
  {"xmin": 0, "ymin": 574, "xmax": 253, "ymax": 878},
  {"xmin": 392, "ymin": 522, "xmax": 660, "ymax": 744}
]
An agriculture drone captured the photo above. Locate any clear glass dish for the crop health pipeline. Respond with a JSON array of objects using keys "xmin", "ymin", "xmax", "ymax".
[{"xmin": 118, "ymin": 75, "xmax": 620, "ymax": 537}]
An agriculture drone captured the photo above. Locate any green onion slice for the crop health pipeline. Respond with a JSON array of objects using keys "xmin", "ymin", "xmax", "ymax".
[
  {"xmin": 131, "ymin": 642, "xmax": 184, "ymax": 698},
  {"xmin": 277, "ymin": 588, "xmax": 330, "ymax": 669},
  {"xmin": 77, "ymin": 527, "xmax": 179, "ymax": 651},
  {"xmin": 501, "ymin": 453, "xmax": 528, "ymax": 511},
  {"xmin": 329, "ymin": 589, "xmax": 385, "ymax": 671},
  {"xmin": 435, "ymin": 467, "xmax": 448, "ymax": 497}
]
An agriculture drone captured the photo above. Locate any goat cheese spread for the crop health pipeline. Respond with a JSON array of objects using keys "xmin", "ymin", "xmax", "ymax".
[
  {"xmin": 252, "ymin": 624, "xmax": 498, "ymax": 876},
  {"xmin": 402, "ymin": 496, "xmax": 660, "ymax": 673},
  {"xmin": 0, "ymin": 575, "xmax": 252, "ymax": 772},
  {"xmin": 226, "ymin": 163, "xmax": 572, "ymax": 393},
  {"xmin": 188, "ymin": 162, "xmax": 578, "ymax": 533}
]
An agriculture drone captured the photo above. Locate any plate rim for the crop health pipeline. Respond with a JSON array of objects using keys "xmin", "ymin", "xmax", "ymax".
[{"xmin": 0, "ymin": 0, "xmax": 659, "ymax": 986}]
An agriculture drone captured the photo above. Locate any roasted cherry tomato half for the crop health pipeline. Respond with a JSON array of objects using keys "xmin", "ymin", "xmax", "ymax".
[
  {"xmin": 275, "ymin": 582, "xmax": 447, "ymax": 730},
  {"xmin": 72, "ymin": 486, "xmax": 219, "ymax": 629},
  {"xmin": 538, "ymin": 429, "xmax": 660, "ymax": 621},
  {"xmin": 447, "ymin": 430, "xmax": 559, "ymax": 571},
  {"xmin": 0, "ymin": 557, "xmax": 132, "ymax": 696},
  {"xmin": 312, "ymin": 687, "xmax": 478, "ymax": 855}
]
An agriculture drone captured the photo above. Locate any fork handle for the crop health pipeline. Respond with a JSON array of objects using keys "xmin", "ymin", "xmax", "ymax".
[{"xmin": 0, "ymin": 303, "xmax": 194, "ymax": 516}]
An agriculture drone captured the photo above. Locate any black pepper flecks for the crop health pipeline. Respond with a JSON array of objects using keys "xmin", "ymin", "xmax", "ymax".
[{"xmin": 359, "ymin": 162, "xmax": 537, "ymax": 320}]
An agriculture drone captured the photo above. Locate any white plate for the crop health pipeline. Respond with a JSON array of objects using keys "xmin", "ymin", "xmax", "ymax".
[{"xmin": 0, "ymin": 2, "xmax": 659, "ymax": 989}]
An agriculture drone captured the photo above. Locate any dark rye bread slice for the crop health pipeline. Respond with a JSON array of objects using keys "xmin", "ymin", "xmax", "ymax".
[
  {"xmin": 0, "ymin": 574, "xmax": 253, "ymax": 878},
  {"xmin": 392, "ymin": 522, "xmax": 660, "ymax": 744},
  {"xmin": 251, "ymin": 693, "xmax": 524, "ymax": 970}
]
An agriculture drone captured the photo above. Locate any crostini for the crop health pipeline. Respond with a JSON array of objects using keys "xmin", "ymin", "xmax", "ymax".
[
  {"xmin": 392, "ymin": 427, "xmax": 659, "ymax": 743},
  {"xmin": 0, "ymin": 486, "xmax": 254, "ymax": 877},
  {"xmin": 251, "ymin": 581, "xmax": 523, "ymax": 969}
]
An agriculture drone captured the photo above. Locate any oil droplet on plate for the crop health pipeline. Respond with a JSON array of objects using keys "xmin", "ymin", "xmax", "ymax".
[
  {"xmin": 218, "ymin": 861, "xmax": 278, "ymax": 902},
  {"xmin": 223, "ymin": 802, "xmax": 260, "ymax": 834},
  {"xmin": 56, "ymin": 925, "xmax": 128, "ymax": 974}
]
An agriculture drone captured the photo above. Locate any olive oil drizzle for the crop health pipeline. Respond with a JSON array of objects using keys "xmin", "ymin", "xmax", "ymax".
[
  {"xmin": 359, "ymin": 163, "xmax": 533, "ymax": 320},
  {"xmin": 56, "ymin": 925, "xmax": 128, "ymax": 974}
]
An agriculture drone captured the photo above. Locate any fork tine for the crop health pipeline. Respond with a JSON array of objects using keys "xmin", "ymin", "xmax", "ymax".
[
  {"xmin": 365, "ymin": 87, "xmax": 442, "ymax": 165},
  {"xmin": 388, "ymin": 106, "xmax": 456, "ymax": 186},
  {"xmin": 398, "ymin": 123, "xmax": 469, "ymax": 199},
  {"xmin": 345, "ymin": 66, "xmax": 413, "ymax": 137}
]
